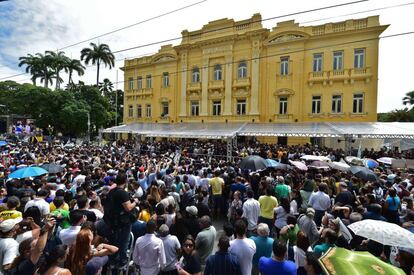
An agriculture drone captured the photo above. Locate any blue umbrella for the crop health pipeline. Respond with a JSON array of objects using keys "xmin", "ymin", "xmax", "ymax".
[
  {"xmin": 0, "ymin": 141, "xmax": 7, "ymax": 147},
  {"xmin": 266, "ymin": 159, "xmax": 290, "ymax": 170},
  {"xmin": 364, "ymin": 158, "xmax": 379, "ymax": 169},
  {"xmin": 8, "ymin": 166, "xmax": 48, "ymax": 179}
]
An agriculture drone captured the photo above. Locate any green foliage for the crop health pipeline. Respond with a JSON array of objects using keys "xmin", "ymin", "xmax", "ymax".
[
  {"xmin": 403, "ymin": 91, "xmax": 414, "ymax": 106},
  {"xmin": 80, "ymin": 43, "xmax": 115, "ymax": 85},
  {"xmin": 377, "ymin": 108, "xmax": 414, "ymax": 122}
]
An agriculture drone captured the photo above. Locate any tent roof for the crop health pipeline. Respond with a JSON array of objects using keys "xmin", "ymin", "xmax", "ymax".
[{"xmin": 102, "ymin": 122, "xmax": 414, "ymax": 139}]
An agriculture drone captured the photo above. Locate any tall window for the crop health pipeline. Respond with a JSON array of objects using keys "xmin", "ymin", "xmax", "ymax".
[
  {"xmin": 161, "ymin": 102, "xmax": 169, "ymax": 116},
  {"xmin": 237, "ymin": 99, "xmax": 246, "ymax": 115},
  {"xmin": 137, "ymin": 77, "xmax": 142, "ymax": 89},
  {"xmin": 162, "ymin": 72, "xmax": 169, "ymax": 87},
  {"xmin": 213, "ymin": 64, "xmax": 222, "ymax": 80},
  {"xmin": 279, "ymin": 97, "xmax": 288, "ymax": 114},
  {"xmin": 333, "ymin": 51, "xmax": 343, "ymax": 70},
  {"xmin": 191, "ymin": 101, "xmax": 199, "ymax": 116},
  {"xmin": 331, "ymin": 95, "xmax": 342, "ymax": 113},
  {"xmin": 312, "ymin": 96, "xmax": 321, "ymax": 114},
  {"xmin": 238, "ymin": 61, "xmax": 247, "ymax": 79},
  {"xmin": 313, "ymin": 53, "xmax": 323, "ymax": 72},
  {"xmin": 129, "ymin": 78, "xmax": 134, "ymax": 90},
  {"xmin": 146, "ymin": 75, "xmax": 152, "ymax": 88},
  {"xmin": 128, "ymin": 105, "xmax": 133, "ymax": 117},
  {"xmin": 212, "ymin": 101, "xmax": 221, "ymax": 116},
  {"xmin": 137, "ymin": 105, "xmax": 142, "ymax": 118},
  {"xmin": 146, "ymin": 104, "xmax": 151, "ymax": 117},
  {"xmin": 354, "ymin": 49, "xmax": 365, "ymax": 68},
  {"xmin": 192, "ymin": 67, "xmax": 200, "ymax": 83},
  {"xmin": 280, "ymin": 57, "xmax": 289, "ymax": 75},
  {"xmin": 353, "ymin": 94, "xmax": 364, "ymax": 113}
]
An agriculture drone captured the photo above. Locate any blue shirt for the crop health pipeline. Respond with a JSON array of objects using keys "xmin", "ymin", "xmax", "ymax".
[
  {"xmin": 138, "ymin": 177, "xmax": 148, "ymax": 192},
  {"xmin": 204, "ymin": 251, "xmax": 242, "ymax": 275},
  {"xmin": 259, "ymin": 257, "xmax": 296, "ymax": 275},
  {"xmin": 386, "ymin": 196, "xmax": 400, "ymax": 211},
  {"xmin": 231, "ymin": 183, "xmax": 247, "ymax": 195},
  {"xmin": 250, "ymin": 236, "xmax": 274, "ymax": 268}
]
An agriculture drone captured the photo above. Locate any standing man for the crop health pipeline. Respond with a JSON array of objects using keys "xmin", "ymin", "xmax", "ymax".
[
  {"xmin": 229, "ymin": 219, "xmax": 256, "ymax": 275},
  {"xmin": 308, "ymin": 182, "xmax": 331, "ymax": 226},
  {"xmin": 103, "ymin": 172, "xmax": 138, "ymax": 269},
  {"xmin": 258, "ymin": 186, "xmax": 278, "ymax": 231},
  {"xmin": 250, "ymin": 223, "xmax": 274, "ymax": 275},
  {"xmin": 133, "ymin": 220, "xmax": 166, "ymax": 275},
  {"xmin": 258, "ymin": 242, "xmax": 296, "ymax": 275},
  {"xmin": 159, "ymin": 224, "xmax": 181, "ymax": 275},
  {"xmin": 195, "ymin": 215, "xmax": 217, "ymax": 266},
  {"xmin": 204, "ymin": 236, "xmax": 242, "ymax": 275},
  {"xmin": 209, "ymin": 170, "xmax": 225, "ymax": 219},
  {"xmin": 242, "ymin": 189, "xmax": 260, "ymax": 236}
]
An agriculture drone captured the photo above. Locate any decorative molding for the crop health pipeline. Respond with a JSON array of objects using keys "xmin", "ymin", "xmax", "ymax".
[
  {"xmin": 232, "ymin": 88, "xmax": 250, "ymax": 98},
  {"xmin": 208, "ymin": 90, "xmax": 224, "ymax": 100},
  {"xmin": 159, "ymin": 97, "xmax": 172, "ymax": 103},
  {"xmin": 268, "ymin": 34, "xmax": 304, "ymax": 43},
  {"xmin": 202, "ymin": 45, "xmax": 233, "ymax": 55},
  {"xmin": 274, "ymin": 88, "xmax": 295, "ymax": 97},
  {"xmin": 151, "ymin": 54, "xmax": 176, "ymax": 64},
  {"xmin": 187, "ymin": 91, "xmax": 201, "ymax": 100}
]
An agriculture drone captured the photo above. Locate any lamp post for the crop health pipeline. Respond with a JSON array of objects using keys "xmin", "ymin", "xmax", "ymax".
[{"xmin": 87, "ymin": 112, "xmax": 90, "ymax": 143}]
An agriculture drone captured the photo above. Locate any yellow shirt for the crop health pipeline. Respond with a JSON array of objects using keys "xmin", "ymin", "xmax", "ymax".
[
  {"xmin": 259, "ymin": 195, "xmax": 278, "ymax": 219},
  {"xmin": 209, "ymin": 177, "xmax": 224, "ymax": 195},
  {"xmin": 0, "ymin": 210, "xmax": 23, "ymax": 220},
  {"xmin": 50, "ymin": 202, "xmax": 70, "ymax": 212},
  {"xmin": 138, "ymin": 210, "xmax": 151, "ymax": 222}
]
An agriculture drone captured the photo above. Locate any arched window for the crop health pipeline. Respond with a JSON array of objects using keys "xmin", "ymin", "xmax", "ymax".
[
  {"xmin": 192, "ymin": 67, "xmax": 200, "ymax": 83},
  {"xmin": 213, "ymin": 64, "xmax": 222, "ymax": 81},
  {"xmin": 238, "ymin": 61, "xmax": 247, "ymax": 78}
]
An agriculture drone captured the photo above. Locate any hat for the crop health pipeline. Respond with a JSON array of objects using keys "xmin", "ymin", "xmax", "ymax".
[
  {"xmin": 186, "ymin": 205, "xmax": 198, "ymax": 216},
  {"xmin": 306, "ymin": 208, "xmax": 315, "ymax": 217},
  {"xmin": 0, "ymin": 217, "xmax": 22, "ymax": 233},
  {"xmin": 387, "ymin": 174, "xmax": 396, "ymax": 182}
]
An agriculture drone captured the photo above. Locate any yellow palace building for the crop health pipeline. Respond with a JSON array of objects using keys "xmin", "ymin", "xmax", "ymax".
[{"xmin": 122, "ymin": 14, "xmax": 388, "ymax": 128}]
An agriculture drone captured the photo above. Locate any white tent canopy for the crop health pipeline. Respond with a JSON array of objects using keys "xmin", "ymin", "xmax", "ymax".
[{"xmin": 102, "ymin": 122, "xmax": 414, "ymax": 139}]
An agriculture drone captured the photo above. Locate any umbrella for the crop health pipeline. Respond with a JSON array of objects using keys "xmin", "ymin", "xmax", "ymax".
[
  {"xmin": 0, "ymin": 140, "xmax": 7, "ymax": 147},
  {"xmin": 289, "ymin": 160, "xmax": 308, "ymax": 171},
  {"xmin": 40, "ymin": 163, "xmax": 64, "ymax": 174},
  {"xmin": 319, "ymin": 247, "xmax": 405, "ymax": 275},
  {"xmin": 8, "ymin": 166, "xmax": 48, "ymax": 179},
  {"xmin": 300, "ymin": 155, "xmax": 331, "ymax": 162},
  {"xmin": 364, "ymin": 158, "xmax": 379, "ymax": 169},
  {"xmin": 377, "ymin": 157, "xmax": 395, "ymax": 165},
  {"xmin": 350, "ymin": 166, "xmax": 378, "ymax": 182},
  {"xmin": 239, "ymin": 155, "xmax": 268, "ymax": 171},
  {"xmin": 328, "ymin": 161, "xmax": 351, "ymax": 172},
  {"xmin": 308, "ymin": 160, "xmax": 330, "ymax": 169},
  {"xmin": 348, "ymin": 219, "xmax": 414, "ymax": 249},
  {"xmin": 345, "ymin": 156, "xmax": 364, "ymax": 166},
  {"xmin": 266, "ymin": 159, "xmax": 289, "ymax": 170}
]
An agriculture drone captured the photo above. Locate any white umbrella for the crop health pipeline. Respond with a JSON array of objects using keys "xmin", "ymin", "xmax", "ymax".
[
  {"xmin": 377, "ymin": 157, "xmax": 395, "ymax": 165},
  {"xmin": 300, "ymin": 155, "xmax": 331, "ymax": 162},
  {"xmin": 345, "ymin": 156, "xmax": 364, "ymax": 166},
  {"xmin": 348, "ymin": 219, "xmax": 414, "ymax": 249},
  {"xmin": 289, "ymin": 160, "xmax": 308, "ymax": 171},
  {"xmin": 328, "ymin": 161, "xmax": 351, "ymax": 172}
]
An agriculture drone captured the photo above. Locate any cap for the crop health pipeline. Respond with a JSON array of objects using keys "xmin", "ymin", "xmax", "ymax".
[
  {"xmin": 186, "ymin": 205, "xmax": 198, "ymax": 216},
  {"xmin": 0, "ymin": 217, "xmax": 23, "ymax": 233},
  {"xmin": 306, "ymin": 208, "xmax": 315, "ymax": 217}
]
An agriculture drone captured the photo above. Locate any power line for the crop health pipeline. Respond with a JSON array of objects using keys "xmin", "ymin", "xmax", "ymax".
[
  {"xmin": 112, "ymin": 30, "xmax": 414, "ymax": 86},
  {"xmin": 58, "ymin": 0, "xmax": 208, "ymax": 51},
  {"xmin": 113, "ymin": 0, "xmax": 369, "ymax": 54}
]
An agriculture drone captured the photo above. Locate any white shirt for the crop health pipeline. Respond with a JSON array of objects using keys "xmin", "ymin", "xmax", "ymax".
[
  {"xmin": 242, "ymin": 198, "xmax": 260, "ymax": 231},
  {"xmin": 229, "ymin": 238, "xmax": 256, "ymax": 275},
  {"xmin": 160, "ymin": 234, "xmax": 181, "ymax": 272},
  {"xmin": 59, "ymin": 226, "xmax": 81, "ymax": 246},
  {"xmin": 133, "ymin": 233, "xmax": 166, "ymax": 275},
  {"xmin": 24, "ymin": 198, "xmax": 50, "ymax": 216},
  {"xmin": 308, "ymin": 191, "xmax": 331, "ymax": 211},
  {"xmin": 0, "ymin": 237, "xmax": 19, "ymax": 271},
  {"xmin": 89, "ymin": 208, "xmax": 104, "ymax": 219}
]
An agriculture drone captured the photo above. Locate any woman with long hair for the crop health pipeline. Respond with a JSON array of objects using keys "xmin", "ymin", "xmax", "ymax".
[
  {"xmin": 177, "ymin": 235, "xmax": 201, "ymax": 275},
  {"xmin": 65, "ymin": 228, "xmax": 118, "ymax": 274},
  {"xmin": 147, "ymin": 185, "xmax": 161, "ymax": 209},
  {"xmin": 39, "ymin": 244, "xmax": 71, "ymax": 275},
  {"xmin": 384, "ymin": 188, "xmax": 401, "ymax": 224}
]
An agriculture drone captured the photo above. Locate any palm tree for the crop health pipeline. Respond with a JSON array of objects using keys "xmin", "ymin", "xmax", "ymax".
[
  {"xmin": 66, "ymin": 59, "xmax": 85, "ymax": 84},
  {"xmin": 98, "ymin": 78, "xmax": 113, "ymax": 96},
  {"xmin": 80, "ymin": 43, "xmax": 115, "ymax": 86},
  {"xmin": 18, "ymin": 54, "xmax": 42, "ymax": 85},
  {"xmin": 39, "ymin": 69, "xmax": 57, "ymax": 89},
  {"xmin": 34, "ymin": 52, "xmax": 54, "ymax": 89},
  {"xmin": 45, "ymin": 51, "xmax": 70, "ymax": 90},
  {"xmin": 403, "ymin": 91, "xmax": 414, "ymax": 106}
]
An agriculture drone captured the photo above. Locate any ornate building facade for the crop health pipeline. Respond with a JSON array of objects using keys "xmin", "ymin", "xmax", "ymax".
[{"xmin": 122, "ymin": 14, "xmax": 388, "ymax": 126}]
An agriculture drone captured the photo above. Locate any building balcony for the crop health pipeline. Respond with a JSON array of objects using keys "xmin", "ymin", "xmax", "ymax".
[
  {"xmin": 187, "ymin": 82, "xmax": 201, "ymax": 92},
  {"xmin": 142, "ymin": 88, "xmax": 153, "ymax": 95},
  {"xmin": 308, "ymin": 71, "xmax": 328, "ymax": 86},
  {"xmin": 208, "ymin": 80, "xmax": 225, "ymax": 91},
  {"xmin": 329, "ymin": 69, "xmax": 350, "ymax": 84},
  {"xmin": 350, "ymin": 67, "xmax": 372, "ymax": 83},
  {"xmin": 274, "ymin": 114, "xmax": 294, "ymax": 121},
  {"xmin": 232, "ymin": 77, "xmax": 250, "ymax": 89}
]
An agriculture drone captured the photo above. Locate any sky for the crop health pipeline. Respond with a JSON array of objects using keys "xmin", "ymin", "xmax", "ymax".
[{"xmin": 0, "ymin": 0, "xmax": 413, "ymax": 112}]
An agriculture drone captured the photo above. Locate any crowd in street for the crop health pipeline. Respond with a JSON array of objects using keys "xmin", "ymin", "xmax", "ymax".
[{"xmin": 0, "ymin": 138, "xmax": 413, "ymax": 275}]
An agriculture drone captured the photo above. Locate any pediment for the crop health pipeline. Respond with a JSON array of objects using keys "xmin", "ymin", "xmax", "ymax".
[
  {"xmin": 274, "ymin": 89, "xmax": 295, "ymax": 97},
  {"xmin": 151, "ymin": 54, "xmax": 176, "ymax": 64},
  {"xmin": 265, "ymin": 31, "xmax": 309, "ymax": 45}
]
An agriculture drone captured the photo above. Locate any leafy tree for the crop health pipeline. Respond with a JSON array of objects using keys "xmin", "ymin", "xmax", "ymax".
[
  {"xmin": 45, "ymin": 51, "xmax": 70, "ymax": 90},
  {"xmin": 403, "ymin": 91, "xmax": 414, "ymax": 106},
  {"xmin": 98, "ymin": 78, "xmax": 113, "ymax": 96},
  {"xmin": 18, "ymin": 54, "xmax": 42, "ymax": 85},
  {"xmin": 80, "ymin": 43, "xmax": 115, "ymax": 86},
  {"xmin": 66, "ymin": 59, "xmax": 85, "ymax": 84},
  {"xmin": 378, "ymin": 108, "xmax": 414, "ymax": 122}
]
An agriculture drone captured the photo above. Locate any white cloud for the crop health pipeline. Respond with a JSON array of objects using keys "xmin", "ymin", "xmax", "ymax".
[{"xmin": 0, "ymin": 0, "xmax": 413, "ymax": 112}]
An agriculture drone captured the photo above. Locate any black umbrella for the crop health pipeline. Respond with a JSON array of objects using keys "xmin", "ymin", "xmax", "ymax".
[
  {"xmin": 350, "ymin": 166, "xmax": 378, "ymax": 182},
  {"xmin": 239, "ymin": 155, "xmax": 268, "ymax": 171},
  {"xmin": 40, "ymin": 163, "xmax": 64, "ymax": 174}
]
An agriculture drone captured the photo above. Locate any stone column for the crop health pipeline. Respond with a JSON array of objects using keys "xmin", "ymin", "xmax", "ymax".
[
  {"xmin": 250, "ymin": 40, "xmax": 260, "ymax": 115},
  {"xmin": 200, "ymin": 57, "xmax": 209, "ymax": 116},
  {"xmin": 179, "ymin": 51, "xmax": 188, "ymax": 117},
  {"xmin": 223, "ymin": 55, "xmax": 233, "ymax": 116}
]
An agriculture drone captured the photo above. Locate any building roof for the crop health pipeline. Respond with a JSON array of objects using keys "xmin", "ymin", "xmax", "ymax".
[{"xmin": 102, "ymin": 122, "xmax": 414, "ymax": 139}]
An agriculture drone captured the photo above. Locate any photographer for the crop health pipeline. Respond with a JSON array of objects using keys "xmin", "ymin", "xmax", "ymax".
[{"xmin": 103, "ymin": 172, "xmax": 138, "ymax": 269}]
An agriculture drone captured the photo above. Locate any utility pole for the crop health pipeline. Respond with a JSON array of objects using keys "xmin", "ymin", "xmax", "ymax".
[{"xmin": 115, "ymin": 69, "xmax": 118, "ymax": 126}]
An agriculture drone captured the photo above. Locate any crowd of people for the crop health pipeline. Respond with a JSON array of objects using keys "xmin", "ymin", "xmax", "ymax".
[{"xmin": 0, "ymin": 138, "xmax": 412, "ymax": 275}]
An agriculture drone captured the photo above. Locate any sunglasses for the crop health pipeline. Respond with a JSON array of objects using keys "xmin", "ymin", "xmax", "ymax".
[{"xmin": 183, "ymin": 243, "xmax": 194, "ymax": 248}]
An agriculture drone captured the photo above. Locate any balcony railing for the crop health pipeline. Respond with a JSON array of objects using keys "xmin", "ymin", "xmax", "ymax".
[
  {"xmin": 187, "ymin": 82, "xmax": 201, "ymax": 91},
  {"xmin": 232, "ymin": 77, "xmax": 251, "ymax": 89},
  {"xmin": 208, "ymin": 80, "xmax": 225, "ymax": 90}
]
